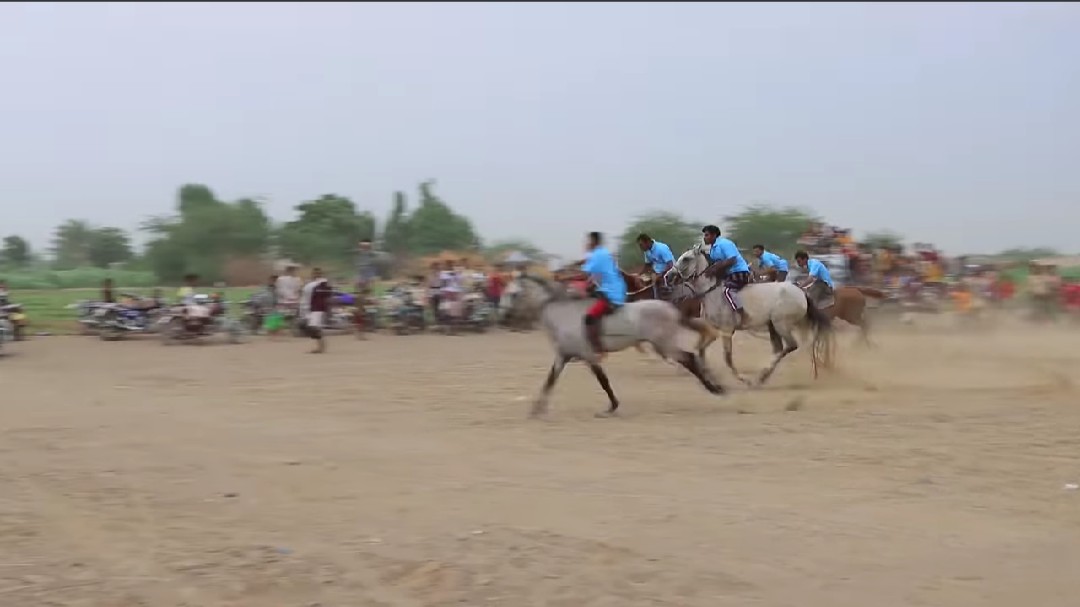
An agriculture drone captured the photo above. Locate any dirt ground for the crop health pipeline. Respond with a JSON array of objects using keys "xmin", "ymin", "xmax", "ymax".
[{"xmin": 2, "ymin": 319, "xmax": 1079, "ymax": 607}]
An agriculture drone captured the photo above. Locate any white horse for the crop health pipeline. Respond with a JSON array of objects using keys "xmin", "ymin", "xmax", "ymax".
[
  {"xmin": 513, "ymin": 276, "xmax": 724, "ymax": 418},
  {"xmin": 667, "ymin": 244, "xmax": 833, "ymax": 386}
]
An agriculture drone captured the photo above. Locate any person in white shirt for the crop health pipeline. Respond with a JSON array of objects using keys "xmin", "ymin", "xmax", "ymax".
[{"xmin": 275, "ymin": 265, "xmax": 303, "ymax": 309}]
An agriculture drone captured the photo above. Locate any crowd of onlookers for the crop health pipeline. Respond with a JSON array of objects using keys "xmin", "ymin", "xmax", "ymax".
[{"xmin": 794, "ymin": 222, "xmax": 1079, "ymax": 316}]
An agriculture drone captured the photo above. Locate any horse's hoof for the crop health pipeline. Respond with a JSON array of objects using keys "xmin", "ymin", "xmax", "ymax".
[{"xmin": 594, "ymin": 410, "xmax": 618, "ymax": 419}]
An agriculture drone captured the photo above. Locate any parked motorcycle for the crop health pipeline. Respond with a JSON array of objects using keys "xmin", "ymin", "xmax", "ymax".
[
  {"xmin": 158, "ymin": 294, "xmax": 242, "ymax": 344},
  {"xmin": 0, "ymin": 302, "xmax": 28, "ymax": 341},
  {"xmin": 384, "ymin": 287, "xmax": 427, "ymax": 335},
  {"xmin": 461, "ymin": 291, "xmax": 494, "ymax": 333},
  {"xmin": 97, "ymin": 302, "xmax": 162, "ymax": 341},
  {"xmin": 67, "ymin": 300, "xmax": 109, "ymax": 334}
]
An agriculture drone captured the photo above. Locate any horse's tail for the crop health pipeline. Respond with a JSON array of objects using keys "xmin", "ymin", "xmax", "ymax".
[
  {"xmin": 855, "ymin": 286, "xmax": 886, "ymax": 299},
  {"xmin": 804, "ymin": 294, "xmax": 835, "ymax": 373}
]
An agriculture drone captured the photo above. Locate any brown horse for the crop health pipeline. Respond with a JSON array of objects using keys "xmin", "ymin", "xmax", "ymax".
[{"xmin": 822, "ymin": 286, "xmax": 886, "ymax": 346}]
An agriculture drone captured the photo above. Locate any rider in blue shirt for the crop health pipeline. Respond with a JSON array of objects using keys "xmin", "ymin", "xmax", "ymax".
[
  {"xmin": 702, "ymin": 225, "xmax": 751, "ymax": 327},
  {"xmin": 579, "ymin": 231, "xmax": 627, "ymax": 359},
  {"xmin": 752, "ymin": 244, "xmax": 790, "ymax": 282},
  {"xmin": 636, "ymin": 233, "xmax": 675, "ymax": 299},
  {"xmin": 794, "ymin": 250, "xmax": 835, "ymax": 307}
]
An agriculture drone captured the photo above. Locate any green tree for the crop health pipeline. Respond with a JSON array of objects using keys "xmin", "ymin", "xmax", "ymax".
[
  {"xmin": 724, "ymin": 204, "xmax": 820, "ymax": 257},
  {"xmin": 862, "ymin": 230, "xmax": 904, "ymax": 251},
  {"xmin": 405, "ymin": 180, "xmax": 480, "ymax": 255},
  {"xmin": 484, "ymin": 239, "xmax": 548, "ymax": 263},
  {"xmin": 51, "ymin": 219, "xmax": 94, "ymax": 268},
  {"xmin": 87, "ymin": 227, "xmax": 134, "ymax": 267},
  {"xmin": 142, "ymin": 184, "xmax": 273, "ymax": 283},
  {"xmin": 381, "ymin": 191, "xmax": 411, "ymax": 259},
  {"xmin": 616, "ymin": 212, "xmax": 704, "ymax": 267},
  {"xmin": 2, "ymin": 235, "xmax": 31, "ymax": 266},
  {"xmin": 997, "ymin": 247, "xmax": 1059, "ymax": 262},
  {"xmin": 277, "ymin": 194, "xmax": 377, "ymax": 265}
]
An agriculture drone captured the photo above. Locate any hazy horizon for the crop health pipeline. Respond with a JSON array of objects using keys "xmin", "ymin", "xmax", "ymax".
[{"xmin": 2, "ymin": 2, "xmax": 1078, "ymax": 259}]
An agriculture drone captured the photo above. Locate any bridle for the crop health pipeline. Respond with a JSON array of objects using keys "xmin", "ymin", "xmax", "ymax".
[{"xmin": 666, "ymin": 247, "xmax": 723, "ymax": 298}]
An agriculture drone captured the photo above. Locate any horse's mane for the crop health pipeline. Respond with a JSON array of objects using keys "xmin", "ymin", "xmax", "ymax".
[{"xmin": 520, "ymin": 274, "xmax": 565, "ymax": 303}]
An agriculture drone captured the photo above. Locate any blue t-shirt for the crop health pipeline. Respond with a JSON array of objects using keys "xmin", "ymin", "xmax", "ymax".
[
  {"xmin": 582, "ymin": 246, "xmax": 627, "ymax": 305},
  {"xmin": 806, "ymin": 258, "xmax": 834, "ymax": 288},
  {"xmin": 759, "ymin": 250, "xmax": 789, "ymax": 272},
  {"xmin": 643, "ymin": 241, "xmax": 675, "ymax": 274},
  {"xmin": 706, "ymin": 238, "xmax": 751, "ymax": 274}
]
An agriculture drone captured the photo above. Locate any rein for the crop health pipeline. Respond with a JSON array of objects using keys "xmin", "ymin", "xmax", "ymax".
[{"xmin": 669, "ymin": 247, "xmax": 724, "ymax": 299}]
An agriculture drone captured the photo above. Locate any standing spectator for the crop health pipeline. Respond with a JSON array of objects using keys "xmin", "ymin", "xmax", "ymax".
[
  {"xmin": 355, "ymin": 239, "xmax": 378, "ymax": 292},
  {"xmin": 275, "ymin": 265, "xmax": 302, "ymax": 310},
  {"xmin": 300, "ymin": 267, "xmax": 333, "ymax": 354},
  {"xmin": 487, "ymin": 265, "xmax": 507, "ymax": 313}
]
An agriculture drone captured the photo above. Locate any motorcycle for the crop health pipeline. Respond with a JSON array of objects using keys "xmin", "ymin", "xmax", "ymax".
[
  {"xmin": 461, "ymin": 291, "xmax": 494, "ymax": 332},
  {"xmin": 0, "ymin": 303, "xmax": 28, "ymax": 341},
  {"xmin": 384, "ymin": 287, "xmax": 427, "ymax": 335},
  {"xmin": 67, "ymin": 299, "xmax": 110, "ymax": 334},
  {"xmin": 158, "ymin": 294, "xmax": 243, "ymax": 344},
  {"xmin": 97, "ymin": 300, "xmax": 163, "ymax": 341},
  {"xmin": 240, "ymin": 292, "xmax": 275, "ymax": 334}
]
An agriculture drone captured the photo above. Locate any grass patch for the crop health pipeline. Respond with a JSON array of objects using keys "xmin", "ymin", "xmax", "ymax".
[{"xmin": 11, "ymin": 284, "xmax": 393, "ymax": 335}]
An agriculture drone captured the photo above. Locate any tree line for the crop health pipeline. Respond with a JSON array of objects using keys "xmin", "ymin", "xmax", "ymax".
[
  {"xmin": 3, "ymin": 182, "xmax": 1057, "ymax": 286},
  {"xmin": 1, "ymin": 181, "xmax": 496, "ymax": 284}
]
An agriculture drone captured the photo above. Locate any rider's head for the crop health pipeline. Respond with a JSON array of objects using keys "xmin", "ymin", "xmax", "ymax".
[
  {"xmin": 183, "ymin": 273, "xmax": 198, "ymax": 286},
  {"xmin": 312, "ymin": 267, "xmax": 323, "ymax": 280},
  {"xmin": 794, "ymin": 251, "xmax": 809, "ymax": 268},
  {"xmin": 358, "ymin": 239, "xmax": 372, "ymax": 251},
  {"xmin": 586, "ymin": 231, "xmax": 603, "ymax": 251},
  {"xmin": 752, "ymin": 244, "xmax": 765, "ymax": 258},
  {"xmin": 635, "ymin": 233, "xmax": 654, "ymax": 252},
  {"xmin": 701, "ymin": 225, "xmax": 721, "ymax": 245}
]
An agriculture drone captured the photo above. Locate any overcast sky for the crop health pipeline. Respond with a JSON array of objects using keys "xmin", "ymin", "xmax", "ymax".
[{"xmin": 1, "ymin": 2, "xmax": 1077, "ymax": 257}]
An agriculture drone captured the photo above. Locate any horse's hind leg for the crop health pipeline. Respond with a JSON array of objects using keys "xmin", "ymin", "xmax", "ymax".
[
  {"xmin": 589, "ymin": 363, "xmax": 621, "ymax": 417},
  {"xmin": 531, "ymin": 355, "xmax": 569, "ymax": 418},
  {"xmin": 721, "ymin": 334, "xmax": 750, "ymax": 385},
  {"xmin": 858, "ymin": 313, "xmax": 873, "ymax": 348},
  {"xmin": 757, "ymin": 322, "xmax": 799, "ymax": 386}
]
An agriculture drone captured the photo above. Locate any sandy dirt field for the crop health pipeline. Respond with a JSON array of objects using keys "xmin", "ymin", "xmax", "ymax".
[{"xmin": 2, "ymin": 319, "xmax": 1079, "ymax": 607}]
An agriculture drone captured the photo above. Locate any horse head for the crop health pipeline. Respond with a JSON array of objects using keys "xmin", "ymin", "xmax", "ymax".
[{"xmin": 667, "ymin": 244, "xmax": 711, "ymax": 286}]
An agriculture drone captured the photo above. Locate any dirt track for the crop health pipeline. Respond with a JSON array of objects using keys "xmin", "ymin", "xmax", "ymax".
[{"xmin": 2, "ymin": 321, "xmax": 1080, "ymax": 606}]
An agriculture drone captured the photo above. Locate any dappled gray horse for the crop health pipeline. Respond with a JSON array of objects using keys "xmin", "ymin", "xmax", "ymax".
[
  {"xmin": 667, "ymin": 244, "xmax": 833, "ymax": 386},
  {"xmin": 513, "ymin": 276, "xmax": 723, "ymax": 418}
]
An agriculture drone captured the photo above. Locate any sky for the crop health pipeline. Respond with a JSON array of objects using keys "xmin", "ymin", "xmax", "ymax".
[{"xmin": 1, "ymin": 2, "xmax": 1078, "ymax": 259}]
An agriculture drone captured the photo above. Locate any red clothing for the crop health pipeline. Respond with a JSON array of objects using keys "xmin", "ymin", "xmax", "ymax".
[
  {"xmin": 1063, "ymin": 284, "xmax": 1080, "ymax": 309},
  {"xmin": 487, "ymin": 274, "xmax": 506, "ymax": 299},
  {"xmin": 586, "ymin": 296, "xmax": 615, "ymax": 318}
]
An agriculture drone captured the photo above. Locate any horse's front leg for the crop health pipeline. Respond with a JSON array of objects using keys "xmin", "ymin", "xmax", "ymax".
[{"xmin": 531, "ymin": 355, "xmax": 569, "ymax": 418}]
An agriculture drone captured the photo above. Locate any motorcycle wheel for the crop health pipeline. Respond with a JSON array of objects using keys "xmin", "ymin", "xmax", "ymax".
[
  {"xmin": 99, "ymin": 313, "xmax": 124, "ymax": 342},
  {"xmin": 161, "ymin": 318, "xmax": 185, "ymax": 345}
]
